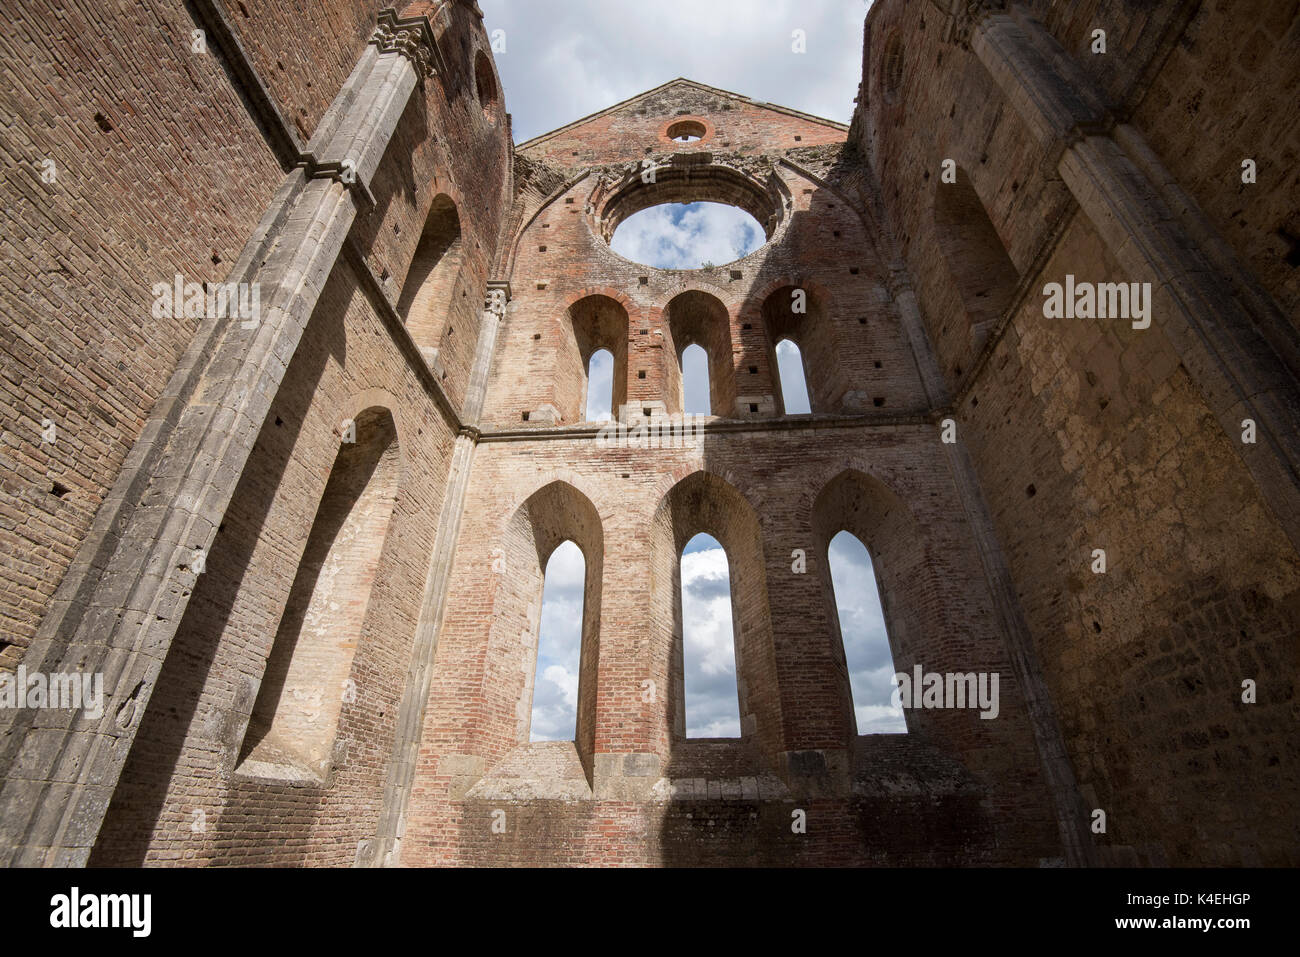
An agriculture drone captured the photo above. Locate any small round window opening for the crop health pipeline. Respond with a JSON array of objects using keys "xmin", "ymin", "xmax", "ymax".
[{"xmin": 666, "ymin": 119, "xmax": 706, "ymax": 142}]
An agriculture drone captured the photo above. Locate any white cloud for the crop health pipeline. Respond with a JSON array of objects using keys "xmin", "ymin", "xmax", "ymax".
[
  {"xmin": 681, "ymin": 540, "xmax": 741, "ymax": 737},
  {"xmin": 530, "ymin": 541, "xmax": 586, "ymax": 741},
  {"xmin": 530, "ymin": 661, "xmax": 579, "ymax": 741},
  {"xmin": 856, "ymin": 701, "xmax": 907, "ymax": 735},
  {"xmin": 481, "ymin": 0, "xmax": 870, "ymax": 144},
  {"xmin": 542, "ymin": 663, "xmax": 578, "ymax": 708},
  {"xmin": 827, "ymin": 531, "xmax": 906, "ymax": 733},
  {"xmin": 610, "ymin": 202, "xmax": 762, "ymax": 270}
]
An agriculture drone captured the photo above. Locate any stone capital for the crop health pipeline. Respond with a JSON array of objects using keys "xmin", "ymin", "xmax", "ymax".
[{"xmin": 370, "ymin": 8, "xmax": 441, "ymax": 82}]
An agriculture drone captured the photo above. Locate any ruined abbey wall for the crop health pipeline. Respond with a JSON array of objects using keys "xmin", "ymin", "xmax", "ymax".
[
  {"xmin": 859, "ymin": 0, "xmax": 1300, "ymax": 864},
  {"xmin": 1, "ymin": 0, "xmax": 1296, "ymax": 867}
]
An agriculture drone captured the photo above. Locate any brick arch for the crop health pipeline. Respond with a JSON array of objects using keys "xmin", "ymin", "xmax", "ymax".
[
  {"xmin": 657, "ymin": 115, "xmax": 716, "ymax": 147},
  {"xmin": 563, "ymin": 285, "xmax": 637, "ymax": 314},
  {"xmin": 783, "ymin": 452, "xmax": 923, "ymax": 528},
  {"xmin": 501, "ymin": 467, "xmax": 612, "ymax": 526},
  {"xmin": 809, "ymin": 467, "xmax": 947, "ymax": 744},
  {"xmin": 396, "ymin": 190, "xmax": 468, "ymax": 365},
  {"xmin": 655, "ymin": 275, "xmax": 734, "ymax": 305},
  {"xmin": 661, "ymin": 290, "xmax": 736, "ymax": 416},
  {"xmin": 236, "ymin": 404, "xmax": 402, "ymax": 784},
  {"xmin": 742, "ymin": 275, "xmax": 837, "ymax": 317},
  {"xmin": 647, "ymin": 470, "xmax": 783, "ymax": 762},
  {"xmin": 644, "ymin": 465, "xmax": 768, "ymax": 520},
  {"xmin": 747, "ymin": 279, "xmax": 849, "ymax": 414},
  {"xmin": 559, "ymin": 293, "xmax": 631, "ymax": 423},
  {"xmin": 488, "ymin": 479, "xmax": 605, "ymax": 785},
  {"xmin": 339, "ymin": 388, "xmax": 409, "ymax": 478},
  {"xmin": 593, "ymin": 160, "xmax": 787, "ymax": 245}
]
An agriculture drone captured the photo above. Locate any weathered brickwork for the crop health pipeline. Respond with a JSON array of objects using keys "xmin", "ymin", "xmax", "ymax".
[
  {"xmin": 0, "ymin": 1, "xmax": 285, "ymax": 667},
  {"xmin": 859, "ymin": 0, "xmax": 1300, "ymax": 865},
  {"xmin": 401, "ymin": 431, "xmax": 1060, "ymax": 866},
  {"xmin": 1, "ymin": 0, "xmax": 1296, "ymax": 867}
]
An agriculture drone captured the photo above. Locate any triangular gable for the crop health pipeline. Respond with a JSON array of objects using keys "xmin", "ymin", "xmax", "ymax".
[{"xmin": 517, "ymin": 77, "xmax": 848, "ymax": 151}]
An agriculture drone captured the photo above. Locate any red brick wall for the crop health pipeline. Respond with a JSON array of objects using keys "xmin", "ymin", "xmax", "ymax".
[
  {"xmin": 401, "ymin": 430, "xmax": 1060, "ymax": 865},
  {"xmin": 0, "ymin": 1, "xmax": 287, "ymax": 667},
  {"xmin": 13, "ymin": 0, "xmax": 1291, "ymax": 869}
]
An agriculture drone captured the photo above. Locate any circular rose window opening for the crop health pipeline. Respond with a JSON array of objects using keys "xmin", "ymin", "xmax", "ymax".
[
  {"xmin": 666, "ymin": 119, "xmax": 706, "ymax": 143},
  {"xmin": 610, "ymin": 202, "xmax": 764, "ymax": 270}
]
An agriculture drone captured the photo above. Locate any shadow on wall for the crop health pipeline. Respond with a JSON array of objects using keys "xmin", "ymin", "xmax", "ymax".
[
  {"xmin": 492, "ymin": 481, "xmax": 604, "ymax": 786},
  {"xmin": 87, "ymin": 270, "xmax": 351, "ymax": 867},
  {"xmin": 932, "ymin": 165, "xmax": 1020, "ymax": 362},
  {"xmin": 397, "ymin": 193, "xmax": 465, "ymax": 366},
  {"xmin": 236, "ymin": 406, "xmax": 400, "ymax": 783}
]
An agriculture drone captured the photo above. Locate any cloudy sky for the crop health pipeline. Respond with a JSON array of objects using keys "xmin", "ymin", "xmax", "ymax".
[
  {"xmin": 529, "ymin": 531, "xmax": 904, "ymax": 742},
  {"xmin": 479, "ymin": 0, "xmax": 868, "ymax": 145},
  {"xmin": 529, "ymin": 540, "xmax": 586, "ymax": 741},
  {"xmin": 610, "ymin": 203, "xmax": 764, "ymax": 271}
]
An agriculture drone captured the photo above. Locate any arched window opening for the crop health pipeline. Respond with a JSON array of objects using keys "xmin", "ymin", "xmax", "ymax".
[
  {"xmin": 775, "ymin": 338, "xmax": 811, "ymax": 414},
  {"xmin": 933, "ymin": 166, "xmax": 1020, "ymax": 351},
  {"xmin": 492, "ymin": 482, "xmax": 604, "ymax": 784},
  {"xmin": 663, "ymin": 290, "xmax": 735, "ymax": 417},
  {"xmin": 652, "ymin": 472, "xmax": 780, "ymax": 754},
  {"xmin": 760, "ymin": 285, "xmax": 847, "ymax": 413},
  {"xmin": 584, "ymin": 349, "xmax": 614, "ymax": 422},
  {"xmin": 681, "ymin": 343, "xmax": 710, "ymax": 414},
  {"xmin": 564, "ymin": 295, "xmax": 628, "ymax": 424},
  {"xmin": 681, "ymin": 532, "xmax": 741, "ymax": 738},
  {"xmin": 827, "ymin": 530, "xmax": 906, "ymax": 734},
  {"xmin": 239, "ymin": 407, "xmax": 401, "ymax": 781},
  {"xmin": 667, "ymin": 120, "xmax": 706, "ymax": 142},
  {"xmin": 529, "ymin": 540, "xmax": 586, "ymax": 742},
  {"xmin": 812, "ymin": 469, "xmax": 951, "ymax": 744},
  {"xmin": 397, "ymin": 194, "xmax": 464, "ymax": 361}
]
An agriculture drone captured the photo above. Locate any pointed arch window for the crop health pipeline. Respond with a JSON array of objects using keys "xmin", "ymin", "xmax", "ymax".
[
  {"xmin": 681, "ymin": 532, "xmax": 741, "ymax": 738},
  {"xmin": 774, "ymin": 338, "xmax": 811, "ymax": 414},
  {"xmin": 826, "ymin": 530, "xmax": 905, "ymax": 734}
]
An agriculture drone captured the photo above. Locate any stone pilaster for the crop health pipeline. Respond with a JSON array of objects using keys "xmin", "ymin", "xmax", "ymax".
[
  {"xmin": 970, "ymin": 5, "xmax": 1300, "ymax": 554},
  {"xmin": 0, "ymin": 8, "xmax": 440, "ymax": 867}
]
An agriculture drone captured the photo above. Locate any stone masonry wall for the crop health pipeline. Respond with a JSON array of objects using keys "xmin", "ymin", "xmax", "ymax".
[{"xmin": 859, "ymin": 0, "xmax": 1300, "ymax": 865}]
